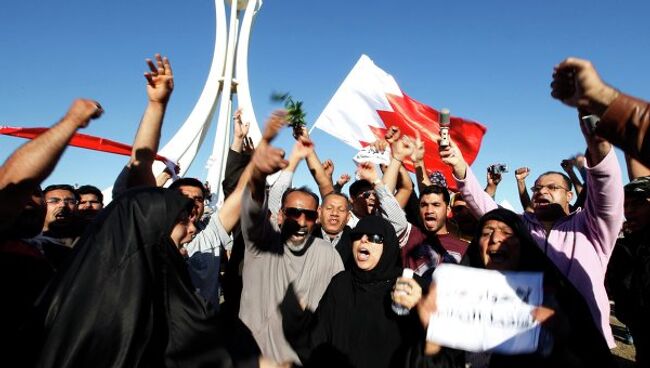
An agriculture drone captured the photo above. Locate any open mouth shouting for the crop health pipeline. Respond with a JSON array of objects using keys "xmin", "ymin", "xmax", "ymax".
[
  {"xmin": 423, "ymin": 214, "xmax": 439, "ymax": 230},
  {"xmin": 289, "ymin": 228, "xmax": 309, "ymax": 244},
  {"xmin": 351, "ymin": 233, "xmax": 384, "ymax": 270},
  {"xmin": 533, "ymin": 197, "xmax": 552, "ymax": 209}
]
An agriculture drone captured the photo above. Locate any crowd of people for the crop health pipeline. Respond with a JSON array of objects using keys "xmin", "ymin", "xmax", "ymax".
[{"xmin": 0, "ymin": 53, "xmax": 649, "ymax": 368}]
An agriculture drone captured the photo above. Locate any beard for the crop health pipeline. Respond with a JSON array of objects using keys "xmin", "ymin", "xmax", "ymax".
[{"xmin": 281, "ymin": 219, "xmax": 311, "ymax": 251}]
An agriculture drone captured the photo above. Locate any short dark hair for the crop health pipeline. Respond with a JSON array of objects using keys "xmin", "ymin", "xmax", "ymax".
[
  {"xmin": 281, "ymin": 186, "xmax": 319, "ymax": 209},
  {"xmin": 169, "ymin": 177, "xmax": 209, "ymax": 198},
  {"xmin": 76, "ymin": 185, "xmax": 103, "ymax": 204},
  {"xmin": 537, "ymin": 171, "xmax": 572, "ymax": 191},
  {"xmin": 43, "ymin": 184, "xmax": 79, "ymax": 200},
  {"xmin": 349, "ymin": 179, "xmax": 373, "ymax": 198},
  {"xmin": 322, "ymin": 191, "xmax": 351, "ymax": 209},
  {"xmin": 420, "ymin": 185, "xmax": 450, "ymax": 205}
]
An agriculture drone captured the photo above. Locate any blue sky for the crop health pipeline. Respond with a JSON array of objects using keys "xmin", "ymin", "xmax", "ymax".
[{"xmin": 2, "ymin": 0, "xmax": 649, "ymax": 210}]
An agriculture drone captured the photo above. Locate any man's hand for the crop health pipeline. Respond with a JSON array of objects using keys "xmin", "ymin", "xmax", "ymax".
[
  {"xmin": 322, "ymin": 159, "xmax": 334, "ymax": 178},
  {"xmin": 391, "ymin": 135, "xmax": 415, "ymax": 162},
  {"xmin": 64, "ymin": 99, "xmax": 104, "ymax": 128},
  {"xmin": 233, "ymin": 108, "xmax": 250, "ymax": 139},
  {"xmin": 356, "ymin": 162, "xmax": 379, "ymax": 183},
  {"xmin": 411, "ymin": 134, "xmax": 425, "ymax": 163},
  {"xmin": 560, "ymin": 159, "xmax": 573, "ymax": 173},
  {"xmin": 551, "ymin": 57, "xmax": 618, "ymax": 115},
  {"xmin": 242, "ymin": 136, "xmax": 255, "ymax": 153},
  {"xmin": 439, "ymin": 137, "xmax": 467, "ymax": 179},
  {"xmin": 262, "ymin": 110, "xmax": 287, "ymax": 142},
  {"xmin": 385, "ymin": 126, "xmax": 401, "ymax": 144},
  {"xmin": 486, "ymin": 169, "xmax": 502, "ymax": 186},
  {"xmin": 251, "ymin": 143, "xmax": 288, "ymax": 176},
  {"xmin": 514, "ymin": 167, "xmax": 530, "ymax": 181},
  {"xmin": 289, "ymin": 136, "xmax": 314, "ymax": 161},
  {"xmin": 144, "ymin": 54, "xmax": 174, "ymax": 104},
  {"xmin": 370, "ymin": 139, "xmax": 389, "ymax": 153},
  {"xmin": 337, "ymin": 173, "xmax": 351, "ymax": 186}
]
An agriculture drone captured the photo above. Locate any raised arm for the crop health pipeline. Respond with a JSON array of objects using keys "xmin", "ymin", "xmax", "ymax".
[
  {"xmin": 124, "ymin": 54, "xmax": 174, "ymax": 188},
  {"xmin": 240, "ymin": 111, "xmax": 289, "ymax": 250},
  {"xmin": 332, "ymin": 173, "xmax": 351, "ymax": 194},
  {"xmin": 579, "ymin": 115, "xmax": 624, "ymax": 257},
  {"xmin": 267, "ymin": 135, "xmax": 315, "ymax": 217},
  {"xmin": 514, "ymin": 167, "xmax": 533, "ymax": 213},
  {"xmin": 394, "ymin": 165, "xmax": 415, "ymax": 208},
  {"xmin": 625, "ymin": 155, "xmax": 650, "ymax": 181},
  {"xmin": 412, "ymin": 134, "xmax": 433, "ymax": 195},
  {"xmin": 382, "ymin": 134, "xmax": 413, "ymax": 192},
  {"xmin": 0, "ymin": 99, "xmax": 102, "ymax": 224},
  {"xmin": 357, "ymin": 162, "xmax": 410, "ymax": 243},
  {"xmin": 247, "ymin": 111, "xmax": 288, "ymax": 204},
  {"xmin": 561, "ymin": 159, "xmax": 583, "ymax": 195},
  {"xmin": 300, "ymin": 128, "xmax": 335, "ymax": 197},
  {"xmin": 551, "ymin": 57, "xmax": 650, "ymax": 167},
  {"xmin": 223, "ymin": 109, "xmax": 253, "ymax": 199},
  {"xmin": 484, "ymin": 168, "xmax": 502, "ymax": 198},
  {"xmin": 440, "ymin": 138, "xmax": 498, "ymax": 218}
]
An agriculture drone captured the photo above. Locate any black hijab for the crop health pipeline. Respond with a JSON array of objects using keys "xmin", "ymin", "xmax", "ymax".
[
  {"xmin": 464, "ymin": 208, "xmax": 613, "ymax": 368},
  {"xmin": 29, "ymin": 188, "xmax": 237, "ymax": 368},
  {"xmin": 283, "ymin": 215, "xmax": 421, "ymax": 368},
  {"xmin": 350, "ymin": 216, "xmax": 402, "ymax": 284},
  {"xmin": 466, "ymin": 208, "xmax": 552, "ymax": 273}
]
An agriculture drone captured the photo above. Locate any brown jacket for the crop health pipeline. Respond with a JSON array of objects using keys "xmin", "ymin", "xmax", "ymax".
[{"xmin": 598, "ymin": 93, "xmax": 650, "ymax": 167}]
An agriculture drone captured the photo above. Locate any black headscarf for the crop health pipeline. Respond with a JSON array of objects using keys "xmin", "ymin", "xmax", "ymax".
[
  {"xmin": 283, "ymin": 215, "xmax": 423, "ymax": 368},
  {"xmin": 463, "ymin": 208, "xmax": 614, "ymax": 367},
  {"xmin": 349, "ymin": 216, "xmax": 402, "ymax": 284},
  {"xmin": 28, "ymin": 188, "xmax": 239, "ymax": 368},
  {"xmin": 466, "ymin": 208, "xmax": 551, "ymax": 273}
]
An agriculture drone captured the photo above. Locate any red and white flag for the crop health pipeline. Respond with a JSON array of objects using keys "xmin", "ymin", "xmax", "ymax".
[{"xmin": 312, "ymin": 55, "xmax": 487, "ymax": 190}]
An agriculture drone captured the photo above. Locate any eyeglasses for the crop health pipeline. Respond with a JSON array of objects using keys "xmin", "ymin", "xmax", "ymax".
[
  {"xmin": 351, "ymin": 233, "xmax": 384, "ymax": 244},
  {"xmin": 283, "ymin": 207, "xmax": 318, "ymax": 221},
  {"xmin": 357, "ymin": 190, "xmax": 375, "ymax": 199},
  {"xmin": 45, "ymin": 197, "xmax": 78, "ymax": 206},
  {"xmin": 530, "ymin": 184, "xmax": 569, "ymax": 193}
]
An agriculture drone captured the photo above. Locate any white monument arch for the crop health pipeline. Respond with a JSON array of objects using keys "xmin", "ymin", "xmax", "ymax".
[{"xmin": 153, "ymin": 0, "xmax": 263, "ymax": 205}]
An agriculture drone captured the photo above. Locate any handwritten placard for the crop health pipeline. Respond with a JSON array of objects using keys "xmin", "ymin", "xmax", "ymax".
[
  {"xmin": 426, "ymin": 264, "xmax": 543, "ymax": 354},
  {"xmin": 352, "ymin": 146, "xmax": 391, "ymax": 166}
]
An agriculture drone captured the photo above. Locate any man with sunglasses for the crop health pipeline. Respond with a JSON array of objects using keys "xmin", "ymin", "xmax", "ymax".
[
  {"xmin": 238, "ymin": 111, "xmax": 343, "ymax": 365},
  {"xmin": 347, "ymin": 179, "xmax": 379, "ymax": 227},
  {"xmin": 440, "ymin": 117, "xmax": 624, "ymax": 348}
]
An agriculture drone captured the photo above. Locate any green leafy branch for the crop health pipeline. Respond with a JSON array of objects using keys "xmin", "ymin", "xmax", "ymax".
[{"xmin": 271, "ymin": 92, "xmax": 307, "ymax": 131}]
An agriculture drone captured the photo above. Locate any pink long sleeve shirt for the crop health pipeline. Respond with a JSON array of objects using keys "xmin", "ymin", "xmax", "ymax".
[{"xmin": 456, "ymin": 149, "xmax": 624, "ymax": 348}]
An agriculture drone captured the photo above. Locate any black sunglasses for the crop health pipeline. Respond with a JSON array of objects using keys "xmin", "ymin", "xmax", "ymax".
[
  {"xmin": 350, "ymin": 233, "xmax": 384, "ymax": 244},
  {"xmin": 283, "ymin": 207, "xmax": 319, "ymax": 221},
  {"xmin": 357, "ymin": 190, "xmax": 375, "ymax": 199}
]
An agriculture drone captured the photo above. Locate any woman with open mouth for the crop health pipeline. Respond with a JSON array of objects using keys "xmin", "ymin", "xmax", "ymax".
[
  {"xmin": 282, "ymin": 216, "xmax": 464, "ymax": 368},
  {"xmin": 415, "ymin": 208, "xmax": 615, "ymax": 368}
]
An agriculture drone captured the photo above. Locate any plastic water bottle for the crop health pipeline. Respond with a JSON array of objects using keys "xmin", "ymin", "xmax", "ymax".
[{"xmin": 392, "ymin": 268, "xmax": 414, "ymax": 316}]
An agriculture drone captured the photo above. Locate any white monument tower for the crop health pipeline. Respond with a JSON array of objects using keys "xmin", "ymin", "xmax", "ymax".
[{"xmin": 154, "ymin": 0, "xmax": 263, "ymax": 205}]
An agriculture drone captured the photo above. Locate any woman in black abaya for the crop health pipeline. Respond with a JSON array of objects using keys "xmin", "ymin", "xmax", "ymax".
[
  {"xmin": 281, "ymin": 216, "xmax": 463, "ymax": 368},
  {"xmin": 413, "ymin": 208, "xmax": 614, "ymax": 368},
  {"xmin": 29, "ymin": 188, "xmax": 251, "ymax": 368}
]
